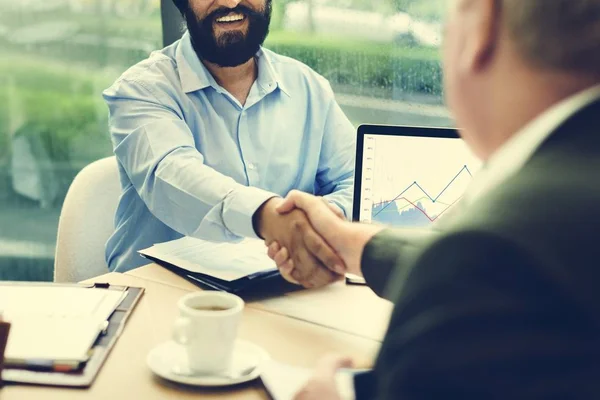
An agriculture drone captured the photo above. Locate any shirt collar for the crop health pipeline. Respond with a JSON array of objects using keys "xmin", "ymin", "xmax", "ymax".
[
  {"xmin": 255, "ymin": 48, "xmax": 291, "ymax": 97},
  {"xmin": 176, "ymin": 31, "xmax": 290, "ymax": 97},
  {"xmin": 176, "ymin": 31, "xmax": 217, "ymax": 93},
  {"xmin": 464, "ymin": 84, "xmax": 600, "ymax": 205}
]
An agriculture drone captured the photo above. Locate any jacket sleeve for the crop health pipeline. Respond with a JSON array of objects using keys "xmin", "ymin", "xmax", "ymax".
[
  {"xmin": 371, "ymin": 230, "xmax": 592, "ymax": 400},
  {"xmin": 361, "ymin": 228, "xmax": 438, "ymax": 300}
]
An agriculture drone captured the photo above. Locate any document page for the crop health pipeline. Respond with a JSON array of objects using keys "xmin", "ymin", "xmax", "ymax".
[
  {"xmin": 139, "ymin": 237, "xmax": 277, "ymax": 281},
  {"xmin": 261, "ymin": 359, "xmax": 357, "ymax": 400}
]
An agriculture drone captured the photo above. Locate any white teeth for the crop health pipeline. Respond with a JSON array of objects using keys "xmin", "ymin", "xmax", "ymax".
[{"xmin": 216, "ymin": 13, "xmax": 245, "ymax": 23}]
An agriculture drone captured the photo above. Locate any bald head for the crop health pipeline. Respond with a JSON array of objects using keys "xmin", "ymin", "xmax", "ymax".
[
  {"xmin": 503, "ymin": 0, "xmax": 600, "ymax": 76},
  {"xmin": 443, "ymin": 0, "xmax": 600, "ymax": 160}
]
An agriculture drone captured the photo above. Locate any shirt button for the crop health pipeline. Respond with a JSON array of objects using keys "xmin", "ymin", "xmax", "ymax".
[{"xmin": 248, "ymin": 163, "xmax": 257, "ymax": 170}]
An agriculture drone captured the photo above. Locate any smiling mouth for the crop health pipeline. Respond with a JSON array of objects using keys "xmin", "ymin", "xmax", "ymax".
[{"xmin": 215, "ymin": 13, "xmax": 246, "ymax": 24}]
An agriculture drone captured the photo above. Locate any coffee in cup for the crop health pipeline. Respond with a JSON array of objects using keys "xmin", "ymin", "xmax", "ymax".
[{"xmin": 172, "ymin": 291, "xmax": 244, "ymax": 374}]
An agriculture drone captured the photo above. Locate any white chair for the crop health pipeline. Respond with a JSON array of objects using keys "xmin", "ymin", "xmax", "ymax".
[{"xmin": 54, "ymin": 156, "xmax": 120, "ymax": 283}]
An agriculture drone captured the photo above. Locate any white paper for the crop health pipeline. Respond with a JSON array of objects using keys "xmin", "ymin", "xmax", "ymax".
[
  {"xmin": 261, "ymin": 359, "xmax": 357, "ymax": 400},
  {"xmin": 139, "ymin": 237, "xmax": 277, "ymax": 281},
  {"xmin": 0, "ymin": 286, "xmax": 125, "ymax": 362},
  {"xmin": 5, "ymin": 316, "xmax": 104, "ymax": 362}
]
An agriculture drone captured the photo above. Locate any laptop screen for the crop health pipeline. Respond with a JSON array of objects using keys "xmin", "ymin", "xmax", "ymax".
[{"xmin": 354, "ymin": 126, "xmax": 481, "ymax": 228}]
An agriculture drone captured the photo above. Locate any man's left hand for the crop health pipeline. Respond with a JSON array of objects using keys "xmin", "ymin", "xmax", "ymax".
[{"xmin": 294, "ymin": 355, "xmax": 353, "ymax": 400}]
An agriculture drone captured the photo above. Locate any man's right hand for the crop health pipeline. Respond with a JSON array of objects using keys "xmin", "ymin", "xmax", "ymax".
[{"xmin": 254, "ymin": 198, "xmax": 346, "ymax": 288}]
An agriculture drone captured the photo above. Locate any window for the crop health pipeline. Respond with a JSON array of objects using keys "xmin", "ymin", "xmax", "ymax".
[
  {"xmin": 0, "ymin": 0, "xmax": 448, "ymax": 281},
  {"xmin": 267, "ymin": 0, "xmax": 450, "ymax": 127},
  {"xmin": 0, "ymin": 0, "xmax": 162, "ymax": 280}
]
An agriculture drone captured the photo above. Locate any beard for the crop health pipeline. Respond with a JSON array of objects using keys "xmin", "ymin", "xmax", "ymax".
[{"xmin": 185, "ymin": 2, "xmax": 272, "ymax": 67}]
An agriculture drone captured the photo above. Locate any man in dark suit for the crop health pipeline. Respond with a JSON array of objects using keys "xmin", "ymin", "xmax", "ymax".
[{"xmin": 267, "ymin": 0, "xmax": 600, "ymax": 398}]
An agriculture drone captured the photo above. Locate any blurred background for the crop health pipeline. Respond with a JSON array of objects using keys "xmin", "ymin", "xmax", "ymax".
[{"xmin": 0, "ymin": 0, "xmax": 448, "ymax": 281}]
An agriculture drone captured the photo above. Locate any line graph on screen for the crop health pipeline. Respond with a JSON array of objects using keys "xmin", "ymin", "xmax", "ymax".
[
  {"xmin": 371, "ymin": 165, "xmax": 472, "ymax": 226},
  {"xmin": 360, "ymin": 135, "xmax": 481, "ymax": 227}
]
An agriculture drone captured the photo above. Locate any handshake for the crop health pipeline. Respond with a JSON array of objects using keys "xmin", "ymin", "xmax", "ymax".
[{"xmin": 255, "ymin": 191, "xmax": 383, "ymax": 288}]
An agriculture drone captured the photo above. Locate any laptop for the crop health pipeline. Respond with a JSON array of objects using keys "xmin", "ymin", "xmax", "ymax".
[{"xmin": 352, "ymin": 124, "xmax": 482, "ymax": 227}]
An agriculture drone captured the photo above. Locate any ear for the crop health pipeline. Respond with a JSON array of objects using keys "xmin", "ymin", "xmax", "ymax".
[{"xmin": 459, "ymin": 0, "xmax": 501, "ymax": 73}]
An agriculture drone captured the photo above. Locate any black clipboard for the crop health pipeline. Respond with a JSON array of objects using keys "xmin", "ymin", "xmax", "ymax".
[
  {"xmin": 1, "ymin": 282, "xmax": 144, "ymax": 388},
  {"xmin": 141, "ymin": 254, "xmax": 301, "ymax": 300}
]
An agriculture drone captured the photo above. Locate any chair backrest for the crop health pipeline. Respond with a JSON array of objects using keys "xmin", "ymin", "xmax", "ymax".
[{"xmin": 54, "ymin": 156, "xmax": 120, "ymax": 282}]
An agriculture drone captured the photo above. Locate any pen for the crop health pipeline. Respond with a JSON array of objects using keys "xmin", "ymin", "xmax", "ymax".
[
  {"xmin": 101, "ymin": 320, "xmax": 110, "ymax": 335},
  {"xmin": 6, "ymin": 358, "xmax": 80, "ymax": 372}
]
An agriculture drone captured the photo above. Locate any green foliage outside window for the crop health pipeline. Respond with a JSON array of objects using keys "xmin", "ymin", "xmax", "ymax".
[{"xmin": 265, "ymin": 32, "xmax": 441, "ymax": 96}]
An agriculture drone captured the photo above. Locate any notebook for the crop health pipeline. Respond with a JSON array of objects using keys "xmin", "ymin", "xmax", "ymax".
[
  {"xmin": 1, "ymin": 285, "xmax": 125, "ymax": 365},
  {"xmin": 0, "ymin": 282, "xmax": 143, "ymax": 387}
]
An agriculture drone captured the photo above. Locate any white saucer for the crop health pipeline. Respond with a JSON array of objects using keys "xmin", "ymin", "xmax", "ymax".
[{"xmin": 147, "ymin": 339, "xmax": 270, "ymax": 387}]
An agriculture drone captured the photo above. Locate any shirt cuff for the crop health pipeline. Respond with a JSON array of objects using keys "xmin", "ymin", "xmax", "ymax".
[
  {"xmin": 335, "ymin": 371, "xmax": 357, "ymax": 400},
  {"xmin": 222, "ymin": 186, "xmax": 278, "ymax": 239},
  {"xmin": 328, "ymin": 200, "xmax": 347, "ymax": 219},
  {"xmin": 322, "ymin": 194, "xmax": 351, "ymax": 220}
]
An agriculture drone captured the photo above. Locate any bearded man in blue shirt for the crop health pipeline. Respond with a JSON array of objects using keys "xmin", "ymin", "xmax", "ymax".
[{"xmin": 102, "ymin": 0, "xmax": 355, "ymax": 286}]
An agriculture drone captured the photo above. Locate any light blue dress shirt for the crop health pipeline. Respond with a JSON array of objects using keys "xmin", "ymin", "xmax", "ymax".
[{"xmin": 102, "ymin": 32, "xmax": 356, "ymax": 273}]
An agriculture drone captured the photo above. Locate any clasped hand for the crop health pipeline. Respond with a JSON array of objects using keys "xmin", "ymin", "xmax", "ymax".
[{"xmin": 256, "ymin": 195, "xmax": 347, "ymax": 288}]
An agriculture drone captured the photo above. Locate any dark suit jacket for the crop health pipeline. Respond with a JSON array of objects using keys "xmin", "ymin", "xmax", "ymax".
[{"xmin": 359, "ymin": 97, "xmax": 600, "ymax": 399}]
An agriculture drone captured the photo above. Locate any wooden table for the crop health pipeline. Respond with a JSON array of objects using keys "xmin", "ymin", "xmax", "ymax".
[{"xmin": 4, "ymin": 265, "xmax": 391, "ymax": 399}]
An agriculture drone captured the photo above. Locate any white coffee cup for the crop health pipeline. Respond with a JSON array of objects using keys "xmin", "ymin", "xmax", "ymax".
[{"xmin": 172, "ymin": 292, "xmax": 244, "ymax": 374}]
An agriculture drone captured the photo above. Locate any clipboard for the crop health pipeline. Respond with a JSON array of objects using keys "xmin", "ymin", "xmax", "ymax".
[
  {"xmin": 142, "ymin": 254, "xmax": 301, "ymax": 300},
  {"xmin": 0, "ymin": 282, "xmax": 144, "ymax": 387}
]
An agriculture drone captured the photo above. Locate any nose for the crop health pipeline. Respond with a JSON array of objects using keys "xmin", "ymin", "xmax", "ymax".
[{"xmin": 217, "ymin": 0, "xmax": 242, "ymax": 8}]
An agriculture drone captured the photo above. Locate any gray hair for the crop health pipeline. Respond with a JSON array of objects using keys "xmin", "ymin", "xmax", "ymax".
[{"xmin": 503, "ymin": 0, "xmax": 600, "ymax": 75}]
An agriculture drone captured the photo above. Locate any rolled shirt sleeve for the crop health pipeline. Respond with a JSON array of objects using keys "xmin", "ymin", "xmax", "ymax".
[{"xmin": 105, "ymin": 78, "xmax": 276, "ymax": 242}]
